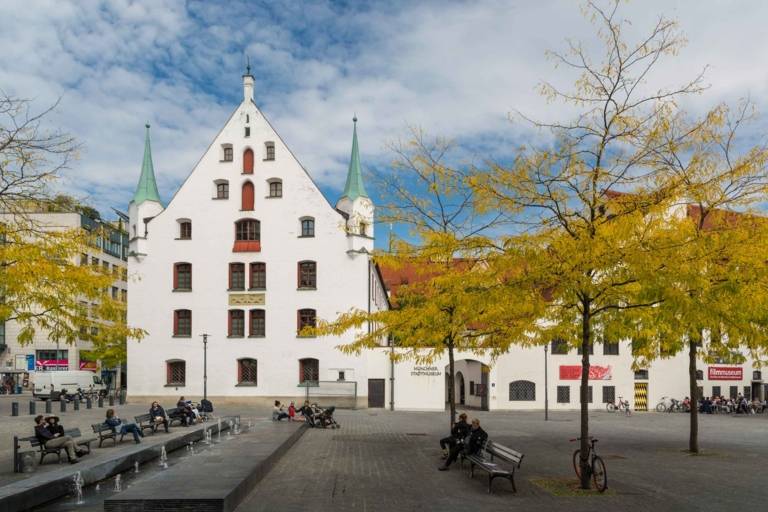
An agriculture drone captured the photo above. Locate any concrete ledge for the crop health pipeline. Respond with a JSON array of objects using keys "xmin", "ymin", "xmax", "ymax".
[
  {"xmin": 104, "ymin": 422, "xmax": 306, "ymax": 512},
  {"xmin": 0, "ymin": 419, "xmax": 233, "ymax": 512}
]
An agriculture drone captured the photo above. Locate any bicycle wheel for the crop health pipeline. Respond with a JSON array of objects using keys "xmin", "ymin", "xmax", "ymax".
[
  {"xmin": 592, "ymin": 455, "xmax": 608, "ymax": 492},
  {"xmin": 655, "ymin": 403, "xmax": 666, "ymax": 412},
  {"xmin": 605, "ymin": 403, "xmax": 616, "ymax": 412},
  {"xmin": 572, "ymin": 449, "xmax": 582, "ymax": 479}
]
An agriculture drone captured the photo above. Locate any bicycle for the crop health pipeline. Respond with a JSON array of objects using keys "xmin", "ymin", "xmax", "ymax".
[
  {"xmin": 605, "ymin": 397, "xmax": 631, "ymax": 416},
  {"xmin": 571, "ymin": 436, "xmax": 608, "ymax": 492}
]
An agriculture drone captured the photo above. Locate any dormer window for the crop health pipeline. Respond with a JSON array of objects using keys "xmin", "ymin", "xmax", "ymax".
[
  {"xmin": 268, "ymin": 178, "xmax": 282, "ymax": 198},
  {"xmin": 265, "ymin": 141, "xmax": 275, "ymax": 161},
  {"xmin": 222, "ymin": 144, "xmax": 233, "ymax": 162},
  {"xmin": 214, "ymin": 180, "xmax": 229, "ymax": 199}
]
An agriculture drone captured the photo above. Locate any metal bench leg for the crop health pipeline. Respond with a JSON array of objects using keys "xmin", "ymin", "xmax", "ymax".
[
  {"xmin": 509, "ymin": 474, "xmax": 517, "ymax": 493},
  {"xmin": 488, "ymin": 474, "xmax": 494, "ymax": 494}
]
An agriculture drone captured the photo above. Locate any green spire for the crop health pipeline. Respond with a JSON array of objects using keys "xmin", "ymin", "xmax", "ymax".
[
  {"xmin": 132, "ymin": 123, "xmax": 162, "ymax": 205},
  {"xmin": 342, "ymin": 116, "xmax": 368, "ymax": 201}
]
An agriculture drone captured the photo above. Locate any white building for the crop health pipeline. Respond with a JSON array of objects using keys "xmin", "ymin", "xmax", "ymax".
[
  {"xmin": 127, "ymin": 70, "xmax": 388, "ymax": 406},
  {"xmin": 0, "ymin": 211, "xmax": 129, "ymax": 389}
]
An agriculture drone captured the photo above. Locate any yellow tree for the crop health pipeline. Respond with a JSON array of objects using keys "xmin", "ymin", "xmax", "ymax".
[
  {"xmin": 628, "ymin": 102, "xmax": 768, "ymax": 453},
  {"xmin": 472, "ymin": 1, "xmax": 706, "ymax": 488}
]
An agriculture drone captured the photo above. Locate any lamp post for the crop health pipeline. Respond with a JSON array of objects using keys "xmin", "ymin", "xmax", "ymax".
[
  {"xmin": 544, "ymin": 344, "xmax": 549, "ymax": 421},
  {"xmin": 200, "ymin": 334, "xmax": 209, "ymax": 401}
]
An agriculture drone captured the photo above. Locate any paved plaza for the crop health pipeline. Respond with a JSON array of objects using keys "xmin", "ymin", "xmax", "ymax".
[{"xmin": 239, "ymin": 408, "xmax": 767, "ymax": 512}]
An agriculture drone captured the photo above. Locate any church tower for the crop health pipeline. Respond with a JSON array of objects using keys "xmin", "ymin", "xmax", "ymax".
[
  {"xmin": 336, "ymin": 117, "xmax": 374, "ymax": 253},
  {"xmin": 128, "ymin": 124, "xmax": 163, "ymax": 257}
]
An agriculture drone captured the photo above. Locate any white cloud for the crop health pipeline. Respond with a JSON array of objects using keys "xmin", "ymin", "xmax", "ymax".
[{"xmin": 1, "ymin": 0, "xmax": 767, "ymax": 216}]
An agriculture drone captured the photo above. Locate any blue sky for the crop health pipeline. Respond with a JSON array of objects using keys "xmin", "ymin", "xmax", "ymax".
[{"xmin": 2, "ymin": 0, "xmax": 768, "ymax": 248}]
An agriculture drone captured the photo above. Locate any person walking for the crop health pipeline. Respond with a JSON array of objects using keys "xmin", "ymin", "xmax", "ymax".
[{"xmin": 33, "ymin": 415, "xmax": 80, "ymax": 463}]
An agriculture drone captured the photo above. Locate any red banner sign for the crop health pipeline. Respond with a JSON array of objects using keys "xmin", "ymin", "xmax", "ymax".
[
  {"xmin": 79, "ymin": 361, "xmax": 97, "ymax": 371},
  {"xmin": 35, "ymin": 359, "xmax": 69, "ymax": 371},
  {"xmin": 708, "ymin": 366, "xmax": 743, "ymax": 381},
  {"xmin": 559, "ymin": 365, "xmax": 612, "ymax": 380}
]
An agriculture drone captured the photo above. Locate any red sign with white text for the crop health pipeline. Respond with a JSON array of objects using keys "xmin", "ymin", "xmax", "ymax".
[
  {"xmin": 559, "ymin": 365, "xmax": 612, "ymax": 380},
  {"xmin": 707, "ymin": 367, "xmax": 743, "ymax": 381}
]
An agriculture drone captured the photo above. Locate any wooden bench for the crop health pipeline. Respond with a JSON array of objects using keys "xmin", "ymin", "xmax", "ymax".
[
  {"xmin": 92, "ymin": 422, "xmax": 126, "ymax": 447},
  {"xmin": 20, "ymin": 428, "xmax": 95, "ymax": 465},
  {"xmin": 464, "ymin": 440, "xmax": 524, "ymax": 494},
  {"xmin": 134, "ymin": 413, "xmax": 159, "ymax": 435},
  {"xmin": 166, "ymin": 407, "xmax": 188, "ymax": 427}
]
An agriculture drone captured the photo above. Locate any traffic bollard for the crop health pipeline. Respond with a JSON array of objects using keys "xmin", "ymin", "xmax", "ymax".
[
  {"xmin": 11, "ymin": 402, "xmax": 19, "ymax": 416},
  {"xmin": 74, "ymin": 399, "xmax": 80, "ymax": 411},
  {"xmin": 119, "ymin": 390, "xmax": 126, "ymax": 405},
  {"xmin": 98, "ymin": 397, "xmax": 104, "ymax": 408},
  {"xmin": 29, "ymin": 401, "xmax": 36, "ymax": 415},
  {"xmin": 86, "ymin": 398, "xmax": 92, "ymax": 409},
  {"xmin": 45, "ymin": 400, "xmax": 52, "ymax": 414},
  {"xmin": 108, "ymin": 395, "xmax": 115, "ymax": 406},
  {"xmin": 60, "ymin": 400, "xmax": 66, "ymax": 413}
]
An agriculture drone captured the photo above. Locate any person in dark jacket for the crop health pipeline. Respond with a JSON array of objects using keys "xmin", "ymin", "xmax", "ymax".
[
  {"xmin": 149, "ymin": 402, "xmax": 170, "ymax": 433},
  {"xmin": 46, "ymin": 416, "xmax": 65, "ymax": 437},
  {"xmin": 176, "ymin": 396, "xmax": 195, "ymax": 426},
  {"xmin": 439, "ymin": 412, "xmax": 470, "ymax": 459},
  {"xmin": 439, "ymin": 418, "xmax": 488, "ymax": 471},
  {"xmin": 34, "ymin": 415, "xmax": 80, "ymax": 463},
  {"xmin": 105, "ymin": 408, "xmax": 144, "ymax": 443},
  {"xmin": 297, "ymin": 401, "xmax": 315, "ymax": 426}
]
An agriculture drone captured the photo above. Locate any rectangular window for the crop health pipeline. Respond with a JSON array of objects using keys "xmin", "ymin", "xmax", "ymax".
[
  {"xmin": 557, "ymin": 386, "xmax": 570, "ymax": 404},
  {"xmin": 602, "ymin": 386, "xmax": 615, "ymax": 404},
  {"xmin": 174, "ymin": 263, "xmax": 192, "ymax": 290},
  {"xmin": 269, "ymin": 181, "xmax": 282, "ymax": 197},
  {"xmin": 121, "ymin": 289, "xmax": 127, "ymax": 302},
  {"xmin": 174, "ymin": 310, "xmax": 191, "ymax": 337},
  {"xmin": 634, "ymin": 369, "xmax": 649, "ymax": 380},
  {"xmin": 299, "ymin": 358, "xmax": 319, "ymax": 383},
  {"xmin": 229, "ymin": 310, "xmax": 245, "ymax": 337},
  {"xmin": 265, "ymin": 142, "xmax": 275, "ymax": 161},
  {"xmin": 111, "ymin": 286, "xmax": 118, "ymax": 300},
  {"xmin": 603, "ymin": 342, "xmax": 619, "ymax": 355},
  {"xmin": 712, "ymin": 385, "xmax": 721, "ymax": 397},
  {"xmin": 338, "ymin": 370, "xmax": 346, "ymax": 381},
  {"xmin": 166, "ymin": 361, "xmax": 185, "ymax": 386},
  {"xmin": 80, "ymin": 253, "xmax": 88, "ymax": 266},
  {"xmin": 297, "ymin": 309, "xmax": 316, "ymax": 334},
  {"xmin": 91, "ymin": 257, "xmax": 99, "ymax": 267},
  {"xmin": 217, "ymin": 182, "xmax": 229, "ymax": 199},
  {"xmin": 250, "ymin": 262, "xmax": 266, "ymax": 289},
  {"xmin": 238, "ymin": 359, "xmax": 257, "ymax": 385},
  {"xmin": 469, "ymin": 381, "xmax": 475, "ymax": 396},
  {"xmin": 180, "ymin": 222, "xmax": 192, "ymax": 239},
  {"xmin": 577, "ymin": 344, "xmax": 594, "ymax": 355},
  {"xmin": 250, "ymin": 309, "xmax": 265, "ymax": 337},
  {"xmin": 244, "ymin": 127, "xmax": 250, "ymax": 137},
  {"xmin": 744, "ymin": 386, "xmax": 751, "ymax": 400},
  {"xmin": 229, "ymin": 263, "xmax": 245, "ymax": 290},
  {"xmin": 551, "ymin": 339, "xmax": 568, "ymax": 354},
  {"xmin": 729, "ymin": 386, "xmax": 738, "ymax": 399},
  {"xmin": 587, "ymin": 385, "xmax": 593, "ymax": 403},
  {"xmin": 298, "ymin": 261, "xmax": 317, "ymax": 289},
  {"xmin": 102, "ymin": 261, "xmax": 110, "ymax": 273},
  {"xmin": 301, "ymin": 218, "xmax": 315, "ymax": 237},
  {"xmin": 223, "ymin": 147, "xmax": 233, "ymax": 162}
]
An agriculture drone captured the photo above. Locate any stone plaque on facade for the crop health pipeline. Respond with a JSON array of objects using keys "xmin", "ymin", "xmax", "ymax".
[{"xmin": 228, "ymin": 293, "xmax": 265, "ymax": 306}]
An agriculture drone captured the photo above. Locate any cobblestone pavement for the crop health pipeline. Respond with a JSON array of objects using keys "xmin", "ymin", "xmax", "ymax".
[{"xmin": 238, "ymin": 408, "xmax": 768, "ymax": 512}]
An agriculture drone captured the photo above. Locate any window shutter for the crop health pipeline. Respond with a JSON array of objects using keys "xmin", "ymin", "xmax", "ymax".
[
  {"xmin": 227, "ymin": 311, "xmax": 232, "ymax": 337},
  {"xmin": 237, "ymin": 360, "xmax": 242, "ymax": 382},
  {"xmin": 228, "ymin": 263, "xmax": 233, "ymax": 289},
  {"xmin": 173, "ymin": 264, "xmax": 178, "ymax": 289},
  {"xmin": 297, "ymin": 262, "xmax": 301, "ymax": 288},
  {"xmin": 243, "ymin": 149, "xmax": 254, "ymax": 174},
  {"xmin": 166, "ymin": 363, "xmax": 171, "ymax": 385},
  {"xmin": 173, "ymin": 311, "xmax": 178, "ymax": 335},
  {"xmin": 242, "ymin": 182, "xmax": 254, "ymax": 210}
]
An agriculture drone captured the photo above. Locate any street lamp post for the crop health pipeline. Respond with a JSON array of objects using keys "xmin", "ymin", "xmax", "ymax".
[
  {"xmin": 200, "ymin": 334, "xmax": 209, "ymax": 401},
  {"xmin": 544, "ymin": 344, "xmax": 549, "ymax": 421}
]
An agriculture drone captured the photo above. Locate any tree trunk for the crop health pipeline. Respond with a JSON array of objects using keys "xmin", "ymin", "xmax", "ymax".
[
  {"xmin": 688, "ymin": 337, "xmax": 699, "ymax": 453},
  {"xmin": 447, "ymin": 339, "xmax": 456, "ymax": 428},
  {"xmin": 579, "ymin": 305, "xmax": 591, "ymax": 489}
]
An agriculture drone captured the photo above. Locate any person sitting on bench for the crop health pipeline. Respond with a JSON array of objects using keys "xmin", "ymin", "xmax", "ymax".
[
  {"xmin": 176, "ymin": 396, "xmax": 196, "ymax": 426},
  {"xmin": 105, "ymin": 408, "xmax": 144, "ymax": 443},
  {"xmin": 439, "ymin": 418, "xmax": 487, "ymax": 471},
  {"xmin": 149, "ymin": 401, "xmax": 170, "ymax": 432},
  {"xmin": 46, "ymin": 416, "xmax": 65, "ymax": 437},
  {"xmin": 33, "ymin": 415, "xmax": 80, "ymax": 464},
  {"xmin": 439, "ymin": 412, "xmax": 470, "ymax": 459}
]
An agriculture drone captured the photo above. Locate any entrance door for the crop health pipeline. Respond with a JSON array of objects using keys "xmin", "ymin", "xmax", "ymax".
[
  {"xmin": 634, "ymin": 382, "xmax": 648, "ymax": 411},
  {"xmin": 367, "ymin": 379, "xmax": 385, "ymax": 408}
]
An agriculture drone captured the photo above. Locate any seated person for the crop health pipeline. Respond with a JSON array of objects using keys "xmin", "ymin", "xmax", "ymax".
[
  {"xmin": 46, "ymin": 415, "xmax": 65, "ymax": 437},
  {"xmin": 34, "ymin": 415, "xmax": 81, "ymax": 464},
  {"xmin": 149, "ymin": 401, "xmax": 170, "ymax": 433},
  {"xmin": 176, "ymin": 396, "xmax": 195, "ymax": 426},
  {"xmin": 439, "ymin": 418, "xmax": 487, "ymax": 471},
  {"xmin": 105, "ymin": 408, "xmax": 144, "ymax": 443},
  {"xmin": 272, "ymin": 400, "xmax": 289, "ymax": 421},
  {"xmin": 297, "ymin": 400, "xmax": 315, "ymax": 426},
  {"xmin": 439, "ymin": 412, "xmax": 470, "ymax": 459}
]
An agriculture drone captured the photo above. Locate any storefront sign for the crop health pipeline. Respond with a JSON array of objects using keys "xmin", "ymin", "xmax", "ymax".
[
  {"xmin": 708, "ymin": 366, "xmax": 743, "ymax": 381},
  {"xmin": 79, "ymin": 361, "xmax": 98, "ymax": 371},
  {"xmin": 35, "ymin": 359, "xmax": 68, "ymax": 371},
  {"xmin": 559, "ymin": 365, "xmax": 612, "ymax": 380},
  {"xmin": 228, "ymin": 293, "xmax": 265, "ymax": 306},
  {"xmin": 410, "ymin": 365, "xmax": 441, "ymax": 377}
]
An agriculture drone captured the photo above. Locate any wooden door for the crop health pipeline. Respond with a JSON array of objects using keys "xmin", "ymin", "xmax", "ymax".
[{"xmin": 368, "ymin": 379, "xmax": 385, "ymax": 408}]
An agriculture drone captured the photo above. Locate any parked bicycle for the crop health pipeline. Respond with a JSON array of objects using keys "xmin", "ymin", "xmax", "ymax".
[
  {"xmin": 605, "ymin": 396, "xmax": 631, "ymax": 416},
  {"xmin": 655, "ymin": 396, "xmax": 672, "ymax": 412},
  {"xmin": 571, "ymin": 436, "xmax": 608, "ymax": 492}
]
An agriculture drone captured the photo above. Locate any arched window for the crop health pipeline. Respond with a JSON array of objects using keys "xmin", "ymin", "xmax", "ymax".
[
  {"xmin": 173, "ymin": 263, "xmax": 192, "ymax": 291},
  {"xmin": 509, "ymin": 380, "xmax": 536, "ymax": 401},
  {"xmin": 166, "ymin": 360, "xmax": 186, "ymax": 386},
  {"xmin": 298, "ymin": 261, "xmax": 317, "ymax": 289},
  {"xmin": 249, "ymin": 309, "xmax": 265, "ymax": 337},
  {"xmin": 228, "ymin": 309, "xmax": 245, "ymax": 337},
  {"xmin": 214, "ymin": 179, "xmax": 229, "ymax": 199},
  {"xmin": 234, "ymin": 219, "xmax": 261, "ymax": 252},
  {"xmin": 267, "ymin": 178, "xmax": 282, "ymax": 198},
  {"xmin": 221, "ymin": 143, "xmax": 233, "ymax": 162},
  {"xmin": 241, "ymin": 181, "xmax": 254, "ymax": 211},
  {"xmin": 238, "ymin": 358, "xmax": 258, "ymax": 385},
  {"xmin": 177, "ymin": 219, "xmax": 191, "ymax": 240},
  {"xmin": 265, "ymin": 141, "xmax": 275, "ymax": 161},
  {"xmin": 297, "ymin": 308, "xmax": 316, "ymax": 335},
  {"xmin": 243, "ymin": 148, "xmax": 254, "ymax": 174},
  {"xmin": 299, "ymin": 358, "xmax": 319, "ymax": 383},
  {"xmin": 509, "ymin": 380, "xmax": 536, "ymax": 402},
  {"xmin": 173, "ymin": 309, "xmax": 191, "ymax": 337},
  {"xmin": 300, "ymin": 217, "xmax": 315, "ymax": 237}
]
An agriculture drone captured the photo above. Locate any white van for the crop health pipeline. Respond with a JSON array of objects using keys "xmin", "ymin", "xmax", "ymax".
[{"xmin": 32, "ymin": 371, "xmax": 106, "ymax": 399}]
